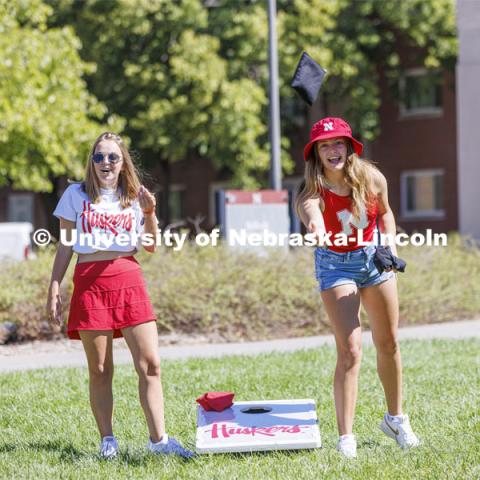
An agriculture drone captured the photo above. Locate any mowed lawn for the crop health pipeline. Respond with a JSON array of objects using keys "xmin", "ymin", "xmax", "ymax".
[{"xmin": 0, "ymin": 339, "xmax": 479, "ymax": 480}]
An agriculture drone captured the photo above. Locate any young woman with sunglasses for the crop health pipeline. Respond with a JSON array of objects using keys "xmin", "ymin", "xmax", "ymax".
[
  {"xmin": 296, "ymin": 117, "xmax": 419, "ymax": 458},
  {"xmin": 47, "ymin": 132, "xmax": 194, "ymax": 459}
]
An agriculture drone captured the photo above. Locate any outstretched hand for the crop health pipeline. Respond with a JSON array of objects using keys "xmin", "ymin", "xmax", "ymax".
[{"xmin": 307, "ymin": 219, "xmax": 324, "ymax": 244}]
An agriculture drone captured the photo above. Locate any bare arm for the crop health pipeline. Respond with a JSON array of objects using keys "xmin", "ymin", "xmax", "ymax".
[
  {"xmin": 375, "ymin": 171, "xmax": 398, "ymax": 257},
  {"xmin": 47, "ymin": 218, "xmax": 75, "ymax": 325},
  {"xmin": 298, "ymin": 195, "xmax": 326, "ymax": 239}
]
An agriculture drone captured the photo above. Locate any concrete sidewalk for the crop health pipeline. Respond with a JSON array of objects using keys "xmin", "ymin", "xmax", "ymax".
[{"xmin": 1, "ymin": 319, "xmax": 479, "ymax": 373}]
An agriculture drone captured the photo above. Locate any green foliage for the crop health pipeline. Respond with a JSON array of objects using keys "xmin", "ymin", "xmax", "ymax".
[
  {"xmin": 0, "ymin": 0, "xmax": 123, "ymax": 191},
  {"xmin": 396, "ymin": 233, "xmax": 480, "ymax": 325},
  {"xmin": 1, "ymin": 0, "xmax": 458, "ymax": 189},
  {"xmin": 0, "ymin": 340, "xmax": 479, "ymax": 478},
  {"xmin": 1, "ymin": 233, "xmax": 478, "ymax": 343},
  {"xmin": 48, "ymin": 0, "xmax": 273, "ymax": 187},
  {"xmin": 278, "ymin": 0, "xmax": 457, "ymax": 140}
]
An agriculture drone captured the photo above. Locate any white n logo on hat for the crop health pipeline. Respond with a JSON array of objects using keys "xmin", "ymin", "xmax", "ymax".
[{"xmin": 323, "ymin": 122, "xmax": 334, "ymax": 131}]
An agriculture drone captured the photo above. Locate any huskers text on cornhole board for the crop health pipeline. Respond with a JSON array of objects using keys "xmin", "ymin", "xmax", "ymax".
[{"xmin": 196, "ymin": 399, "xmax": 321, "ymax": 453}]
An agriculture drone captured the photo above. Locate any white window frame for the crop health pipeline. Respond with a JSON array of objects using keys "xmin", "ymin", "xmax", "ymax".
[
  {"xmin": 400, "ymin": 169, "xmax": 445, "ymax": 220},
  {"xmin": 399, "ymin": 68, "xmax": 443, "ymax": 119}
]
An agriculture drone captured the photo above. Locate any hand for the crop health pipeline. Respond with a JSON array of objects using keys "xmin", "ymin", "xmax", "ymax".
[
  {"xmin": 307, "ymin": 219, "xmax": 323, "ymax": 244},
  {"xmin": 138, "ymin": 186, "xmax": 156, "ymax": 215},
  {"xmin": 47, "ymin": 283, "xmax": 63, "ymax": 326}
]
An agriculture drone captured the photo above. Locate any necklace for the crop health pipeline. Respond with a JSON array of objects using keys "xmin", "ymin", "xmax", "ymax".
[{"xmin": 323, "ymin": 179, "xmax": 350, "ymax": 196}]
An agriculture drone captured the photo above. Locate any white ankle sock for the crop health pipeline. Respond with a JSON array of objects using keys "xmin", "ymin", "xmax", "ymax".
[
  {"xmin": 155, "ymin": 433, "xmax": 168, "ymax": 445},
  {"xmin": 339, "ymin": 434, "xmax": 355, "ymax": 442},
  {"xmin": 388, "ymin": 413, "xmax": 404, "ymax": 422}
]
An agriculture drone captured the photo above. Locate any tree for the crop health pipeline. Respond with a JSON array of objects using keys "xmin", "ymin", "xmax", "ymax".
[
  {"xmin": 0, "ymin": 0, "xmax": 122, "ymax": 193},
  {"xmin": 48, "ymin": 0, "xmax": 276, "ymax": 223},
  {"xmin": 46, "ymin": 0, "xmax": 457, "ymax": 224},
  {"xmin": 277, "ymin": 0, "xmax": 457, "ymax": 141}
]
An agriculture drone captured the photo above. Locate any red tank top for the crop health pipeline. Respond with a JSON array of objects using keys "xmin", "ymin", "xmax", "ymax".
[{"xmin": 320, "ymin": 188, "xmax": 378, "ymax": 252}]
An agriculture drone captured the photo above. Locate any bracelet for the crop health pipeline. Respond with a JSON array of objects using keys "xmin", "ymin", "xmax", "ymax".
[{"xmin": 142, "ymin": 208, "xmax": 156, "ymax": 216}]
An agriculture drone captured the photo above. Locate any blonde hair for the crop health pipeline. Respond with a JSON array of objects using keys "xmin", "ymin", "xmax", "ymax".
[
  {"xmin": 295, "ymin": 140, "xmax": 378, "ymax": 220},
  {"xmin": 83, "ymin": 132, "xmax": 141, "ymax": 209}
]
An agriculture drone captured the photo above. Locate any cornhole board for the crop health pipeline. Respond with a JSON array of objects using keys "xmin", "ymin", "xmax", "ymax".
[{"xmin": 196, "ymin": 399, "xmax": 321, "ymax": 454}]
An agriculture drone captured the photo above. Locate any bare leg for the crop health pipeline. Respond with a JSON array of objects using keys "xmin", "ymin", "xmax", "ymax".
[
  {"xmin": 122, "ymin": 321, "xmax": 165, "ymax": 443},
  {"xmin": 79, "ymin": 331, "xmax": 114, "ymax": 439},
  {"xmin": 321, "ymin": 285, "xmax": 362, "ymax": 435},
  {"xmin": 360, "ymin": 276, "xmax": 402, "ymax": 415}
]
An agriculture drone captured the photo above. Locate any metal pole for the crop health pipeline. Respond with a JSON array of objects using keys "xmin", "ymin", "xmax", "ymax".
[{"xmin": 268, "ymin": 0, "xmax": 282, "ymax": 190}]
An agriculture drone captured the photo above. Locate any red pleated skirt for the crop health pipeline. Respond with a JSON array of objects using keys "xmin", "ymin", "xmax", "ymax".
[{"xmin": 68, "ymin": 256, "xmax": 156, "ymax": 340}]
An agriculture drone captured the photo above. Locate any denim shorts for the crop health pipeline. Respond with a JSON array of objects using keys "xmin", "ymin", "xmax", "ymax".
[{"xmin": 314, "ymin": 244, "xmax": 394, "ymax": 292}]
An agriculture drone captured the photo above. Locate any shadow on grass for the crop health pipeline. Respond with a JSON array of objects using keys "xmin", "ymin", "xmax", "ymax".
[
  {"xmin": 358, "ymin": 439, "xmax": 381, "ymax": 449},
  {"xmin": 200, "ymin": 447, "xmax": 319, "ymax": 460},
  {"xmin": 0, "ymin": 440, "xmax": 201, "ymax": 466},
  {"xmin": 0, "ymin": 444, "xmax": 15, "ymax": 454},
  {"xmin": 0, "ymin": 440, "xmax": 86, "ymax": 462},
  {"xmin": 0, "ymin": 441, "xmax": 323, "ymax": 465}
]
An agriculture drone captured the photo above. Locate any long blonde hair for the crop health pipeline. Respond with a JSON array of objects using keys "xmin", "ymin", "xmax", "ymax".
[
  {"xmin": 295, "ymin": 140, "xmax": 378, "ymax": 220},
  {"xmin": 83, "ymin": 132, "xmax": 141, "ymax": 209}
]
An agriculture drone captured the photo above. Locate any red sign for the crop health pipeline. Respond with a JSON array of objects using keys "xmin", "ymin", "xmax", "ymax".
[{"xmin": 225, "ymin": 190, "xmax": 288, "ymax": 205}]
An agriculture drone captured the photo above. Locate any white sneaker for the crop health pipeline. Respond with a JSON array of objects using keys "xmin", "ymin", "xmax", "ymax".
[
  {"xmin": 146, "ymin": 434, "xmax": 196, "ymax": 458},
  {"xmin": 380, "ymin": 414, "xmax": 420, "ymax": 449},
  {"xmin": 99, "ymin": 435, "xmax": 119, "ymax": 459},
  {"xmin": 336, "ymin": 434, "xmax": 357, "ymax": 458}
]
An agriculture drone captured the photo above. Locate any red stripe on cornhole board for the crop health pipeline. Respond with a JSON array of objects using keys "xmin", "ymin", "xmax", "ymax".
[{"xmin": 225, "ymin": 190, "xmax": 289, "ymax": 204}]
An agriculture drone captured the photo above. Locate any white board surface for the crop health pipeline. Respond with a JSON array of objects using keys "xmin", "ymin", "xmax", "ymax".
[{"xmin": 196, "ymin": 399, "xmax": 321, "ymax": 454}]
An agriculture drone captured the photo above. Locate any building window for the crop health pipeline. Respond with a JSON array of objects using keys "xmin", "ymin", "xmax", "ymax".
[
  {"xmin": 399, "ymin": 68, "xmax": 443, "ymax": 118},
  {"xmin": 157, "ymin": 186, "xmax": 185, "ymax": 222},
  {"xmin": 169, "ymin": 188, "xmax": 185, "ymax": 221},
  {"xmin": 8, "ymin": 193, "xmax": 34, "ymax": 223},
  {"xmin": 401, "ymin": 169, "xmax": 445, "ymax": 219}
]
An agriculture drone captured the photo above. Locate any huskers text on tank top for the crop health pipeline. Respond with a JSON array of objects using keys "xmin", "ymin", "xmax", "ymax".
[{"xmin": 320, "ymin": 187, "xmax": 378, "ymax": 252}]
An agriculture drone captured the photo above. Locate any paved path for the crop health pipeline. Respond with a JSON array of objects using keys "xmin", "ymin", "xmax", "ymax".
[{"xmin": 1, "ymin": 319, "xmax": 479, "ymax": 373}]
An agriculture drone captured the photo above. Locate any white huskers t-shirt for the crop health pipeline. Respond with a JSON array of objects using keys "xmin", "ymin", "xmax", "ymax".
[{"xmin": 53, "ymin": 183, "xmax": 145, "ymax": 254}]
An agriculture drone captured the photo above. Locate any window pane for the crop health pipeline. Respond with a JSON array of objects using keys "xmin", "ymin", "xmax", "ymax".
[
  {"xmin": 8, "ymin": 194, "xmax": 34, "ymax": 223},
  {"xmin": 415, "ymin": 175, "xmax": 435, "ymax": 211},
  {"xmin": 434, "ymin": 174, "xmax": 444, "ymax": 210},
  {"xmin": 404, "ymin": 171, "xmax": 444, "ymax": 215},
  {"xmin": 169, "ymin": 190, "xmax": 184, "ymax": 220},
  {"xmin": 405, "ymin": 73, "xmax": 442, "ymax": 110},
  {"xmin": 406, "ymin": 176, "xmax": 416, "ymax": 210}
]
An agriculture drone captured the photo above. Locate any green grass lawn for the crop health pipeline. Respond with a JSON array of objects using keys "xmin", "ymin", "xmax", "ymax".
[{"xmin": 0, "ymin": 339, "xmax": 479, "ymax": 480}]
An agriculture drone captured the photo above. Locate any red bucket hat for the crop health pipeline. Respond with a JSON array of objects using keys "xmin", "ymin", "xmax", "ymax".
[{"xmin": 303, "ymin": 117, "xmax": 363, "ymax": 161}]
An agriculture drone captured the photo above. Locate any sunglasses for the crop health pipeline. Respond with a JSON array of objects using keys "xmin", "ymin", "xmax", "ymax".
[{"xmin": 92, "ymin": 152, "xmax": 122, "ymax": 164}]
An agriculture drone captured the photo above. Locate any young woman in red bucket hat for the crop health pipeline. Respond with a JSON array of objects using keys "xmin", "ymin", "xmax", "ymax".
[
  {"xmin": 296, "ymin": 117, "xmax": 419, "ymax": 458},
  {"xmin": 47, "ymin": 132, "xmax": 194, "ymax": 459}
]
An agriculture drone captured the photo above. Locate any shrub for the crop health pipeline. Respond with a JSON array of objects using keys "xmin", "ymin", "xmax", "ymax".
[{"xmin": 0, "ymin": 233, "xmax": 478, "ymax": 343}]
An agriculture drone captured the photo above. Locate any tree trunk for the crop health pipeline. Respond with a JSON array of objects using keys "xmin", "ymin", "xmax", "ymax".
[{"xmin": 160, "ymin": 159, "xmax": 171, "ymax": 226}]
